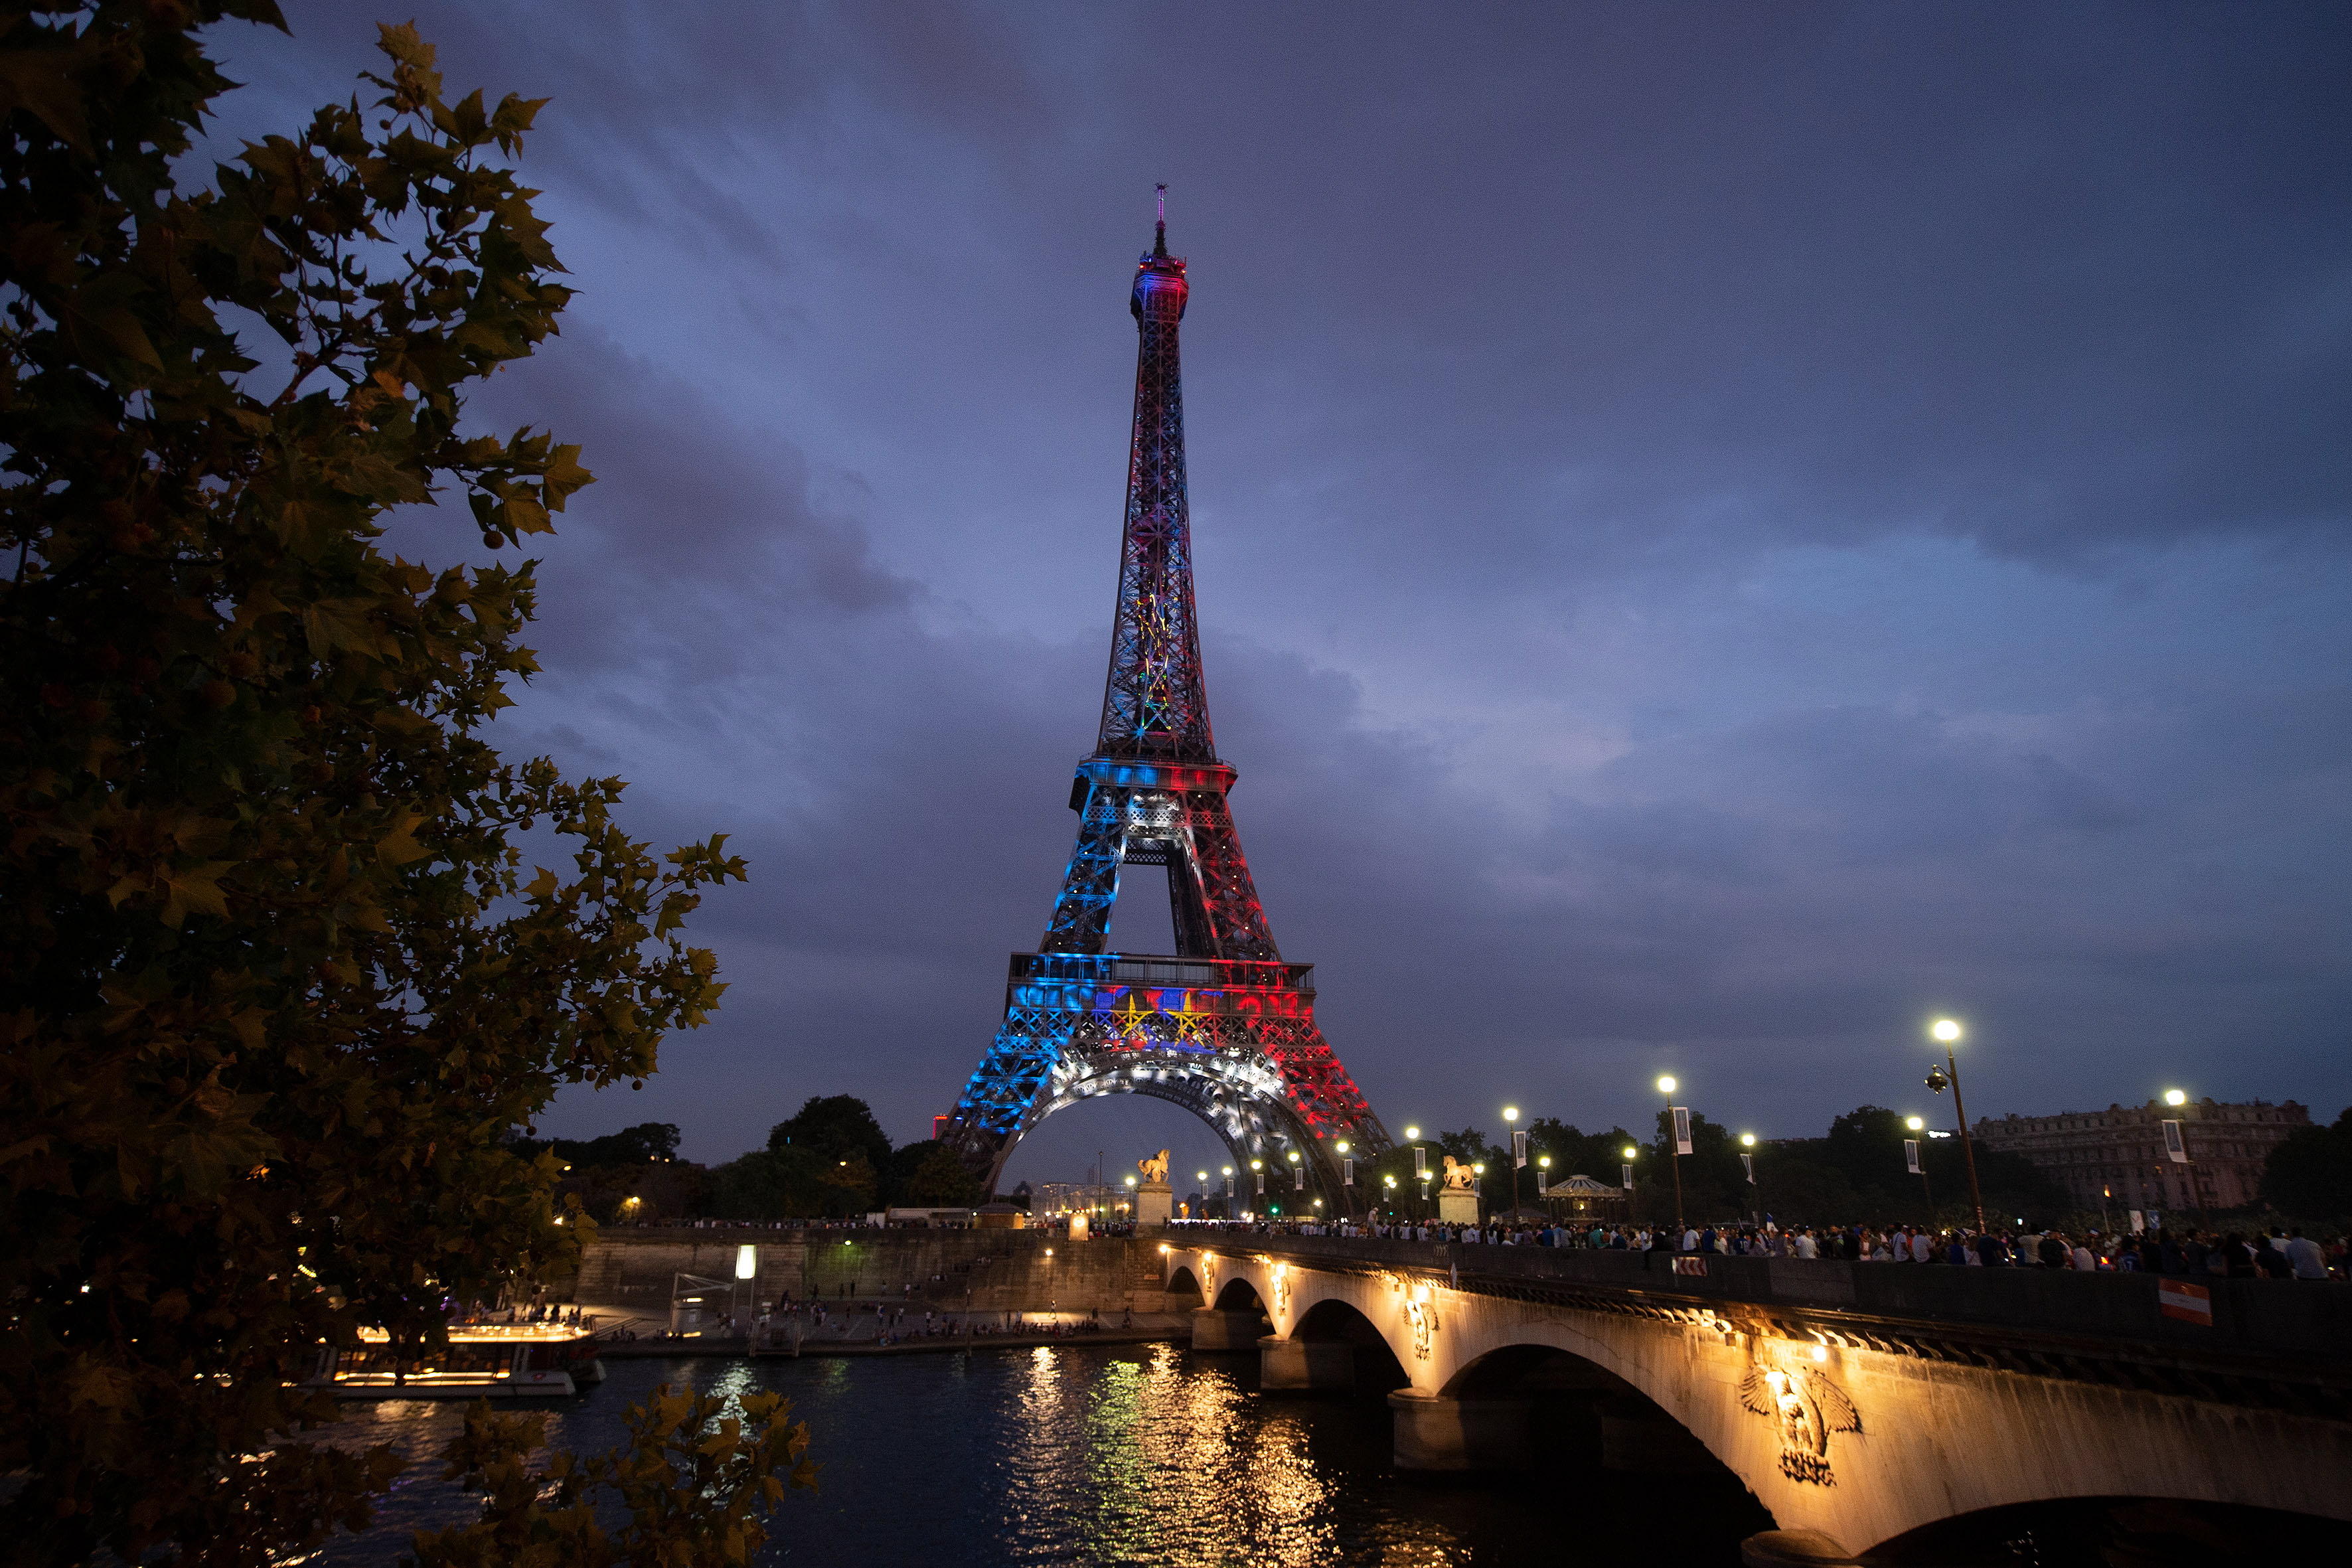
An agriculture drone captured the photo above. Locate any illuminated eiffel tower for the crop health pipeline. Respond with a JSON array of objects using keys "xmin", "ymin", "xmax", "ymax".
[{"xmin": 942, "ymin": 196, "xmax": 1391, "ymax": 1206}]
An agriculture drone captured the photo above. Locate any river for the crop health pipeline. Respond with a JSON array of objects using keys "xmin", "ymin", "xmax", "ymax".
[{"xmin": 314, "ymin": 1344, "xmax": 1770, "ymax": 1565}]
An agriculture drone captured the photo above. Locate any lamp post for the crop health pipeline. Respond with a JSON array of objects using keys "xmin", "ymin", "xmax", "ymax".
[
  {"xmin": 2161, "ymin": 1087, "xmax": 2205, "ymax": 1214},
  {"xmin": 1739, "ymin": 1132, "xmax": 1758, "ymax": 1221},
  {"xmin": 1904, "ymin": 1115, "xmax": 1936, "ymax": 1214},
  {"xmin": 1504, "ymin": 1106, "xmax": 1524, "ymax": 1215},
  {"xmin": 1405, "ymin": 1125, "xmax": 1427, "ymax": 1219},
  {"xmin": 1250, "ymin": 1157, "xmax": 1265, "ymax": 1217},
  {"xmin": 1658, "ymin": 1075, "xmax": 1686, "ymax": 1235},
  {"xmin": 1537, "ymin": 1154, "xmax": 1554, "ymax": 1222},
  {"xmin": 1221, "ymin": 1164, "xmax": 1233, "ymax": 1219},
  {"xmin": 1922, "ymin": 1018, "xmax": 1985, "ymax": 1234}
]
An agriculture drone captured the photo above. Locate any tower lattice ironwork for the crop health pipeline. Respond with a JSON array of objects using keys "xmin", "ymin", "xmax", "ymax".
[{"xmin": 943, "ymin": 204, "xmax": 1391, "ymax": 1206}]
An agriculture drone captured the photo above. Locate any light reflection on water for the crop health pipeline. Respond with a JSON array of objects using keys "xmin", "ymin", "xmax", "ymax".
[{"xmin": 309, "ymin": 1346, "xmax": 1762, "ymax": 1566}]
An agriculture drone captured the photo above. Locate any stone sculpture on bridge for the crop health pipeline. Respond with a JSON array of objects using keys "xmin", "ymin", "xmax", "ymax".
[
  {"xmin": 1739, "ymin": 1362, "xmax": 1861, "ymax": 1487},
  {"xmin": 1440, "ymin": 1155, "xmax": 1475, "ymax": 1191}
]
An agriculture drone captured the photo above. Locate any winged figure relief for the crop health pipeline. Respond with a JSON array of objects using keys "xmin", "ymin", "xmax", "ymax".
[{"xmin": 1739, "ymin": 1364, "xmax": 1861, "ymax": 1484}]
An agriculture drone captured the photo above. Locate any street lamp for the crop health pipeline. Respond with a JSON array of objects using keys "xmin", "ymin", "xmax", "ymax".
[
  {"xmin": 1221, "ymin": 1164, "xmax": 1233, "ymax": 1217},
  {"xmin": 1657, "ymin": 1075, "xmax": 1686, "ymax": 1235},
  {"xmin": 2159, "ymin": 1089, "xmax": 2203, "ymax": 1212},
  {"xmin": 1903, "ymin": 1115, "xmax": 1935, "ymax": 1213},
  {"xmin": 1922, "ymin": 1018, "xmax": 1985, "ymax": 1233},
  {"xmin": 1738, "ymin": 1133, "xmax": 1759, "ymax": 1221},
  {"xmin": 1503, "ymin": 1106, "xmax": 1526, "ymax": 1213},
  {"xmin": 1403, "ymin": 1125, "xmax": 1428, "ymax": 1217},
  {"xmin": 1536, "ymin": 1154, "xmax": 1554, "ymax": 1221}
]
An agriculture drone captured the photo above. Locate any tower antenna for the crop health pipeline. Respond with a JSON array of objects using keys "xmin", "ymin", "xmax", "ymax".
[{"xmin": 1154, "ymin": 183, "xmax": 1167, "ymax": 254}]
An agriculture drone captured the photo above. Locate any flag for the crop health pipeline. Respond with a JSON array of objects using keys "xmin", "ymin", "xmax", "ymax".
[
  {"xmin": 2158, "ymin": 1279, "xmax": 2212, "ymax": 1326},
  {"xmin": 2161, "ymin": 1120, "xmax": 2189, "ymax": 1164}
]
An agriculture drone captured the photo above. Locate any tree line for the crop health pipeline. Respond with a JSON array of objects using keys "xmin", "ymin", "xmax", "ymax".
[{"xmin": 522, "ymin": 1097, "xmax": 985, "ymax": 1222}]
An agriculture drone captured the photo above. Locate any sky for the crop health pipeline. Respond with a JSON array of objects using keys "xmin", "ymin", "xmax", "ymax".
[{"xmin": 208, "ymin": 3, "xmax": 2350, "ymax": 1185}]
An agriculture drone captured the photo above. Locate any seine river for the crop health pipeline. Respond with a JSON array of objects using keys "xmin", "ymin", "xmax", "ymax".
[{"xmin": 315, "ymin": 1345, "xmax": 1769, "ymax": 1566}]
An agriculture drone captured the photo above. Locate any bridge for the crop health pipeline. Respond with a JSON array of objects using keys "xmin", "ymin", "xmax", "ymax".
[{"xmin": 1163, "ymin": 1235, "xmax": 2352, "ymax": 1563}]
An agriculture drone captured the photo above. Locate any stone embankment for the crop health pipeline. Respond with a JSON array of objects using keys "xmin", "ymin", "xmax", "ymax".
[{"xmin": 564, "ymin": 1226, "xmax": 1191, "ymax": 1324}]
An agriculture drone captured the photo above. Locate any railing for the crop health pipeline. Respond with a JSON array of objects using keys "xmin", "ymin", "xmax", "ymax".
[{"xmin": 1009, "ymin": 952, "xmax": 1314, "ymax": 991}]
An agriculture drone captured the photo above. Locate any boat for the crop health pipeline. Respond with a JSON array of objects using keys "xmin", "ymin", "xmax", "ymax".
[{"xmin": 306, "ymin": 1322, "xmax": 606, "ymax": 1399}]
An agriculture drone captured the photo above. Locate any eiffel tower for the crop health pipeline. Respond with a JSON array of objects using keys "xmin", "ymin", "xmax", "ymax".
[{"xmin": 943, "ymin": 197, "xmax": 1392, "ymax": 1208}]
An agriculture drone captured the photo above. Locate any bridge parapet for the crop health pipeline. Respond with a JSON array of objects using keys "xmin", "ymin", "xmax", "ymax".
[{"xmin": 1229, "ymin": 1233, "xmax": 2349, "ymax": 1370}]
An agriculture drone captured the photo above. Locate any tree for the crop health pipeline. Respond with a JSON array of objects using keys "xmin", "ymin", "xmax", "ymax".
[
  {"xmin": 521, "ymin": 1121, "xmax": 683, "ymax": 1168},
  {"xmin": 706, "ymin": 1146, "xmax": 828, "ymax": 1222},
  {"xmin": 411, "ymin": 1385, "xmax": 816, "ymax": 1567},
  {"xmin": 0, "ymin": 10, "xmax": 770, "ymax": 1562},
  {"xmin": 2260, "ymin": 1107, "xmax": 2352, "ymax": 1220},
  {"xmin": 767, "ymin": 1094, "xmax": 892, "ymax": 1175},
  {"xmin": 890, "ymin": 1139, "xmax": 985, "ymax": 1207}
]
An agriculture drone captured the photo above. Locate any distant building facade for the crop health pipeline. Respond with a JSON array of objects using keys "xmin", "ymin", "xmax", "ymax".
[{"xmin": 1974, "ymin": 1098, "xmax": 2308, "ymax": 1214}]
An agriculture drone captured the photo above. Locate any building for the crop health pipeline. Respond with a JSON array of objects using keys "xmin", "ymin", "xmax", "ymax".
[{"xmin": 1973, "ymin": 1099, "xmax": 2309, "ymax": 1215}]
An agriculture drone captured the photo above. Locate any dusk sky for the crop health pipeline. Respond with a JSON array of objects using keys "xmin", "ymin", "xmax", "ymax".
[{"xmin": 215, "ymin": 4, "xmax": 2349, "ymax": 1186}]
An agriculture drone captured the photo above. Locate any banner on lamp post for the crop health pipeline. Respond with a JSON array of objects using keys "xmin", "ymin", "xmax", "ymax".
[
  {"xmin": 1740, "ymin": 1152, "xmax": 1755, "ymax": 1184},
  {"xmin": 1512, "ymin": 1130, "xmax": 1528, "ymax": 1169},
  {"xmin": 1413, "ymin": 1145, "xmax": 1428, "ymax": 1179},
  {"xmin": 1342, "ymin": 1158, "xmax": 1354, "ymax": 1187},
  {"xmin": 1622, "ymin": 1162, "xmax": 1634, "ymax": 1190},
  {"xmin": 1905, "ymin": 1139, "xmax": 1922, "ymax": 1176},
  {"xmin": 1671, "ymin": 1107, "xmax": 1693, "ymax": 1156},
  {"xmin": 2161, "ymin": 1121, "xmax": 2189, "ymax": 1164}
]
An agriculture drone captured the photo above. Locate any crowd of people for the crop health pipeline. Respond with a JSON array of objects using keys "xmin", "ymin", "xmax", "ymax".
[{"xmin": 1211, "ymin": 1215, "xmax": 2349, "ymax": 1278}]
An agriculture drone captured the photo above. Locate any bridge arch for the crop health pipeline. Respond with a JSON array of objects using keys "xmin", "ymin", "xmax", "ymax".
[
  {"xmin": 1290, "ymin": 1296, "xmax": 1409, "ymax": 1391},
  {"xmin": 1211, "ymin": 1277, "xmax": 1265, "ymax": 1313},
  {"xmin": 1164, "ymin": 1265, "xmax": 1204, "ymax": 1308},
  {"xmin": 1869, "ymin": 1495, "xmax": 2343, "ymax": 1565}
]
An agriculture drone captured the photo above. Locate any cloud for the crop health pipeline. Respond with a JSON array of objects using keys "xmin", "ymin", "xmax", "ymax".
[{"xmin": 192, "ymin": 3, "xmax": 2352, "ymax": 1160}]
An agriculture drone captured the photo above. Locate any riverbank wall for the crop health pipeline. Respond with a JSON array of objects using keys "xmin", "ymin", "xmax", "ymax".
[{"xmin": 565, "ymin": 1227, "xmax": 1188, "ymax": 1319}]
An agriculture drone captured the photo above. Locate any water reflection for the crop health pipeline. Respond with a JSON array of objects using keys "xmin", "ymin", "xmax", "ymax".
[{"xmin": 309, "ymin": 1346, "xmax": 1763, "ymax": 1567}]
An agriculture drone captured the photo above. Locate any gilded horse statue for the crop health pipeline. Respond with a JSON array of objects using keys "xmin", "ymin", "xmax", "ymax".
[{"xmin": 1137, "ymin": 1148, "xmax": 1170, "ymax": 1184}]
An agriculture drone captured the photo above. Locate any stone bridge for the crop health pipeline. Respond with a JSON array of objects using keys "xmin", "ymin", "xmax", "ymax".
[{"xmin": 1163, "ymin": 1235, "xmax": 2352, "ymax": 1563}]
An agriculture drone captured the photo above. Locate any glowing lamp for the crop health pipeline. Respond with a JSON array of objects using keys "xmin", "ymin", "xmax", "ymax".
[
  {"xmin": 734, "ymin": 1244, "xmax": 757, "ymax": 1281},
  {"xmin": 1740, "ymin": 1134, "xmax": 1756, "ymax": 1148},
  {"xmin": 1622, "ymin": 1146, "xmax": 1637, "ymax": 1160},
  {"xmin": 1403, "ymin": 1126, "xmax": 1421, "ymax": 1141},
  {"xmin": 1656, "ymin": 1075, "xmax": 1677, "ymax": 1095},
  {"xmin": 2163, "ymin": 1089, "xmax": 2187, "ymax": 1107},
  {"xmin": 1930, "ymin": 1019, "xmax": 1962, "ymax": 1044},
  {"xmin": 1502, "ymin": 1106, "xmax": 1520, "ymax": 1123},
  {"xmin": 1905, "ymin": 1116, "xmax": 1924, "ymax": 1131}
]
